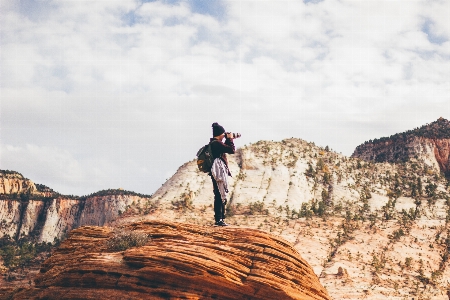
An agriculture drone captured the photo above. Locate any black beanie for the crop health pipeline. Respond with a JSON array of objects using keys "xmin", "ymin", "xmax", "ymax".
[{"xmin": 212, "ymin": 122, "xmax": 225, "ymax": 137}]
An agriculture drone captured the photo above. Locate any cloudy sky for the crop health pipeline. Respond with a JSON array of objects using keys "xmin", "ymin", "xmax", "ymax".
[{"xmin": 1, "ymin": 0, "xmax": 449, "ymax": 196}]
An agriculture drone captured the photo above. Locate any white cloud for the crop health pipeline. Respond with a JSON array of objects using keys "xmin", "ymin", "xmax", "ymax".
[
  {"xmin": 1, "ymin": 0, "xmax": 449, "ymax": 195},
  {"xmin": 1, "ymin": 144, "xmax": 84, "ymax": 190}
]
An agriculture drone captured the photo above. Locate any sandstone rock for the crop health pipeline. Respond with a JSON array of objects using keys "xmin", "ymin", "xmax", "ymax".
[
  {"xmin": 0, "ymin": 191, "xmax": 151, "ymax": 242},
  {"xmin": 10, "ymin": 221, "xmax": 330, "ymax": 300},
  {"xmin": 352, "ymin": 118, "xmax": 450, "ymax": 176},
  {"xmin": 78, "ymin": 195, "xmax": 143, "ymax": 226},
  {"xmin": 151, "ymin": 138, "xmax": 348, "ymax": 213},
  {"xmin": 0, "ymin": 171, "xmax": 36, "ymax": 195},
  {"xmin": 434, "ymin": 138, "xmax": 450, "ymax": 175},
  {"xmin": 353, "ymin": 136, "xmax": 449, "ymax": 174},
  {"xmin": 0, "ymin": 199, "xmax": 22, "ymax": 238}
]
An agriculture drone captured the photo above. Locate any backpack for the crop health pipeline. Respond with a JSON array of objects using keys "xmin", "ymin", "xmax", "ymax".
[{"xmin": 196, "ymin": 140, "xmax": 216, "ymax": 173}]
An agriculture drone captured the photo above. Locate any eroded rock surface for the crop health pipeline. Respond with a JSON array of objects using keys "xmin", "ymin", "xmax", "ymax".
[
  {"xmin": 10, "ymin": 221, "xmax": 330, "ymax": 300},
  {"xmin": 352, "ymin": 136, "xmax": 450, "ymax": 174},
  {"xmin": 0, "ymin": 171, "xmax": 36, "ymax": 195},
  {"xmin": 0, "ymin": 195, "xmax": 148, "ymax": 242},
  {"xmin": 352, "ymin": 118, "xmax": 450, "ymax": 176}
]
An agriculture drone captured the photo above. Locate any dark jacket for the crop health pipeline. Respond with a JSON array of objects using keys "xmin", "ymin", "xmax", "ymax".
[{"xmin": 209, "ymin": 137, "xmax": 235, "ymax": 176}]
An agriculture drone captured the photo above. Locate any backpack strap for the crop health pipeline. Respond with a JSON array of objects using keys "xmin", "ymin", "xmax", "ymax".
[{"xmin": 208, "ymin": 139, "xmax": 219, "ymax": 159}]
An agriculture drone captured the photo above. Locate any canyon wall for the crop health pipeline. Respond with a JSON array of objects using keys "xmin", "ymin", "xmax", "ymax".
[
  {"xmin": 0, "ymin": 172, "xmax": 151, "ymax": 242},
  {"xmin": 0, "ymin": 172, "xmax": 36, "ymax": 195},
  {"xmin": 352, "ymin": 136, "xmax": 450, "ymax": 176},
  {"xmin": 0, "ymin": 195, "xmax": 147, "ymax": 243},
  {"xmin": 352, "ymin": 117, "xmax": 450, "ymax": 176}
]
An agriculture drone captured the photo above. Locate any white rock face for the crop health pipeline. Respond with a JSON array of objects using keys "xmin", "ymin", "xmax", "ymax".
[
  {"xmin": 39, "ymin": 199, "xmax": 82, "ymax": 243},
  {"xmin": 416, "ymin": 139, "xmax": 441, "ymax": 171},
  {"xmin": 78, "ymin": 195, "xmax": 142, "ymax": 226},
  {"xmin": 19, "ymin": 200, "xmax": 46, "ymax": 238},
  {"xmin": 0, "ymin": 194, "xmax": 151, "ymax": 242},
  {"xmin": 0, "ymin": 200, "xmax": 22, "ymax": 238},
  {"xmin": 152, "ymin": 139, "xmax": 431, "ymax": 216},
  {"xmin": 394, "ymin": 197, "xmax": 417, "ymax": 212},
  {"xmin": 147, "ymin": 138, "xmax": 449, "ymax": 241},
  {"xmin": 368, "ymin": 193, "xmax": 389, "ymax": 211}
]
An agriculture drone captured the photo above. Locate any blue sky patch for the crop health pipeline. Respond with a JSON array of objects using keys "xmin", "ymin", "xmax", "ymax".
[
  {"xmin": 303, "ymin": 0, "xmax": 324, "ymax": 4},
  {"xmin": 142, "ymin": 0, "xmax": 226, "ymax": 19},
  {"xmin": 422, "ymin": 19, "xmax": 447, "ymax": 45},
  {"xmin": 122, "ymin": 11, "xmax": 137, "ymax": 26},
  {"xmin": 189, "ymin": 0, "xmax": 226, "ymax": 20},
  {"xmin": 123, "ymin": 0, "xmax": 226, "ymax": 26},
  {"xmin": 17, "ymin": 0, "xmax": 57, "ymax": 21}
]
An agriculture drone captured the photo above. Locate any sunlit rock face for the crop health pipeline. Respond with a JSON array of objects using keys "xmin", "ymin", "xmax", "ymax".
[
  {"xmin": 10, "ymin": 221, "xmax": 331, "ymax": 300},
  {"xmin": 352, "ymin": 136, "xmax": 450, "ymax": 173},
  {"xmin": 0, "ymin": 171, "xmax": 36, "ymax": 195},
  {"xmin": 0, "ymin": 171, "xmax": 150, "ymax": 242},
  {"xmin": 0, "ymin": 195, "xmax": 147, "ymax": 242},
  {"xmin": 352, "ymin": 118, "xmax": 450, "ymax": 176}
]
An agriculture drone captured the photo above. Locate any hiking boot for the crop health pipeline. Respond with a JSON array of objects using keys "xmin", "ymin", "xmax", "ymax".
[{"xmin": 217, "ymin": 220, "xmax": 228, "ymax": 226}]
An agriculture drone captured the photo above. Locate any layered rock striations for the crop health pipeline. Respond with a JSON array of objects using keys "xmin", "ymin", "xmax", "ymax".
[
  {"xmin": 9, "ymin": 221, "xmax": 330, "ymax": 300},
  {"xmin": 0, "ymin": 194, "xmax": 150, "ymax": 242},
  {"xmin": 352, "ymin": 118, "xmax": 450, "ymax": 176},
  {"xmin": 0, "ymin": 171, "xmax": 36, "ymax": 195}
]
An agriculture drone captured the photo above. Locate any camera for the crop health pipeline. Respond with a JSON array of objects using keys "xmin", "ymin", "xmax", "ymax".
[{"xmin": 226, "ymin": 132, "xmax": 241, "ymax": 139}]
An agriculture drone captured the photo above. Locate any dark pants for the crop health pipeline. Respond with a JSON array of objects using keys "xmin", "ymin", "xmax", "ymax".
[{"xmin": 211, "ymin": 176, "xmax": 225, "ymax": 222}]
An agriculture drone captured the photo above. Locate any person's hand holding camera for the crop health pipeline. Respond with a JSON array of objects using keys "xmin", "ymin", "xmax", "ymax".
[{"xmin": 226, "ymin": 132, "xmax": 241, "ymax": 139}]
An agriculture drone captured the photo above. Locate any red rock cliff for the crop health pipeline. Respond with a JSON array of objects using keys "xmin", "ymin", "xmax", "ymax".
[
  {"xmin": 0, "ymin": 171, "xmax": 152, "ymax": 242},
  {"xmin": 9, "ymin": 221, "xmax": 331, "ymax": 300},
  {"xmin": 433, "ymin": 138, "xmax": 450, "ymax": 175},
  {"xmin": 352, "ymin": 118, "xmax": 450, "ymax": 176},
  {"xmin": 353, "ymin": 136, "xmax": 450, "ymax": 176}
]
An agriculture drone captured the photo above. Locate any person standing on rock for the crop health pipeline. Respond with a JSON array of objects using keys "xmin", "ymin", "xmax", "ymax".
[{"xmin": 209, "ymin": 122, "xmax": 235, "ymax": 226}]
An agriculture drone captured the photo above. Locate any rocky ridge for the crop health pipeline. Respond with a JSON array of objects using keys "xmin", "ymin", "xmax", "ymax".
[
  {"xmin": 352, "ymin": 118, "xmax": 450, "ymax": 176},
  {"xmin": 2, "ymin": 221, "xmax": 330, "ymax": 300},
  {"xmin": 0, "ymin": 171, "xmax": 37, "ymax": 195},
  {"xmin": 0, "ymin": 171, "xmax": 154, "ymax": 243}
]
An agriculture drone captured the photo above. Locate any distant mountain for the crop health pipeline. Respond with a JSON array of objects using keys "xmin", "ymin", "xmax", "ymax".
[
  {"xmin": 2, "ymin": 122, "xmax": 450, "ymax": 298},
  {"xmin": 0, "ymin": 170, "xmax": 36, "ymax": 195},
  {"xmin": 374, "ymin": 117, "xmax": 450, "ymax": 141},
  {"xmin": 352, "ymin": 117, "xmax": 450, "ymax": 176},
  {"xmin": 0, "ymin": 171, "xmax": 153, "ymax": 243}
]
